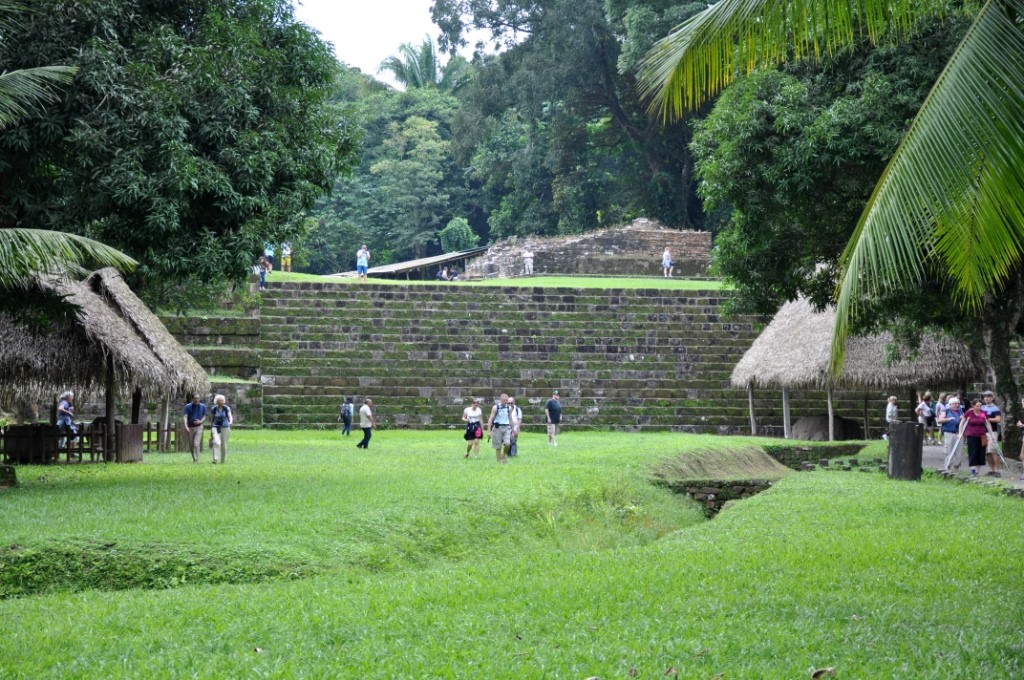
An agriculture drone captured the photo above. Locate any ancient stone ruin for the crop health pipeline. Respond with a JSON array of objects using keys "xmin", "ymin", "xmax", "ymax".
[{"xmin": 462, "ymin": 218, "xmax": 711, "ymax": 279}]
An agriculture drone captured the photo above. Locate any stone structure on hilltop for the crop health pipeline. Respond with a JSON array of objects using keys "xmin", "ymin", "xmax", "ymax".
[{"xmin": 462, "ymin": 218, "xmax": 711, "ymax": 279}]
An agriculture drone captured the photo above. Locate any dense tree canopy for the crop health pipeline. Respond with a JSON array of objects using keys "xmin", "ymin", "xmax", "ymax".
[
  {"xmin": 691, "ymin": 20, "xmax": 967, "ymax": 317},
  {"xmin": 0, "ymin": 0, "xmax": 359, "ymax": 308}
]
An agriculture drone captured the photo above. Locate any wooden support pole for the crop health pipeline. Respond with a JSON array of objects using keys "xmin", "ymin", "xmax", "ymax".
[
  {"xmin": 863, "ymin": 393, "xmax": 869, "ymax": 440},
  {"xmin": 105, "ymin": 356, "xmax": 116, "ymax": 461},
  {"xmin": 827, "ymin": 385, "xmax": 835, "ymax": 442},
  {"xmin": 782, "ymin": 387, "xmax": 792, "ymax": 439},
  {"xmin": 747, "ymin": 384, "xmax": 758, "ymax": 436},
  {"xmin": 131, "ymin": 387, "xmax": 142, "ymax": 425}
]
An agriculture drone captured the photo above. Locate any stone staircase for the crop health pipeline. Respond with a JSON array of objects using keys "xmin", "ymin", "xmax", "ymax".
[{"xmin": 257, "ymin": 282, "xmax": 892, "ymax": 432}]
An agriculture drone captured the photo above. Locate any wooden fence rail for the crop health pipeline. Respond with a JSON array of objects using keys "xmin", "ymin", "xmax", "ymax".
[{"xmin": 0, "ymin": 421, "xmax": 188, "ymax": 464}]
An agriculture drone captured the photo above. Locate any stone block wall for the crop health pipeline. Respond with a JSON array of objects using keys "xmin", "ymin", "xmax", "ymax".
[
  {"xmin": 463, "ymin": 219, "xmax": 711, "ymax": 279},
  {"xmin": 763, "ymin": 444, "xmax": 867, "ymax": 470},
  {"xmin": 159, "ymin": 314, "xmax": 263, "ymax": 426},
  {"xmin": 255, "ymin": 281, "xmax": 896, "ymax": 433}
]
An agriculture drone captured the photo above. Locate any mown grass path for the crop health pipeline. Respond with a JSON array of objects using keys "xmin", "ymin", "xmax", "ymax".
[{"xmin": 1, "ymin": 431, "xmax": 1021, "ymax": 678}]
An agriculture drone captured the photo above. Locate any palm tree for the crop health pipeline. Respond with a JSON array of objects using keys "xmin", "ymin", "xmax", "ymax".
[
  {"xmin": 378, "ymin": 36, "xmax": 472, "ymax": 93},
  {"xmin": 639, "ymin": 0, "xmax": 1024, "ymax": 388},
  {"xmin": 0, "ymin": 3, "xmax": 136, "ymax": 290}
]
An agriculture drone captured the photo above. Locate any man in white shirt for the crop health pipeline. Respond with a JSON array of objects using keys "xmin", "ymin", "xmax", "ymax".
[{"xmin": 356, "ymin": 398, "xmax": 376, "ymax": 449}]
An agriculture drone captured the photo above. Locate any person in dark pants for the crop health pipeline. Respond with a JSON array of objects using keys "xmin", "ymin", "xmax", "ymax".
[
  {"xmin": 356, "ymin": 398, "xmax": 376, "ymax": 449},
  {"xmin": 959, "ymin": 398, "xmax": 989, "ymax": 476},
  {"xmin": 182, "ymin": 393, "xmax": 207, "ymax": 464},
  {"xmin": 340, "ymin": 396, "xmax": 354, "ymax": 436}
]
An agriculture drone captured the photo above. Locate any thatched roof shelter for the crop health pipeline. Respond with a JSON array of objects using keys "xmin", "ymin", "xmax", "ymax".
[
  {"xmin": 0, "ymin": 268, "xmax": 208, "ymax": 405},
  {"xmin": 730, "ymin": 297, "xmax": 984, "ymax": 439}
]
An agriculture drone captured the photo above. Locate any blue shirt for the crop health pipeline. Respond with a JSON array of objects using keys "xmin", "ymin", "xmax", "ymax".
[
  {"xmin": 941, "ymin": 408, "xmax": 963, "ymax": 433},
  {"xmin": 356, "ymin": 249, "xmax": 369, "ymax": 267},
  {"xmin": 183, "ymin": 402, "xmax": 207, "ymax": 424}
]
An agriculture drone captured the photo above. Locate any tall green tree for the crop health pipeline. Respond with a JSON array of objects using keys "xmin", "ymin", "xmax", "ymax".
[
  {"xmin": 434, "ymin": 0, "xmax": 708, "ymax": 236},
  {"xmin": 0, "ymin": 0, "xmax": 359, "ymax": 309},
  {"xmin": 0, "ymin": 2, "xmax": 135, "ymax": 325},
  {"xmin": 378, "ymin": 36, "xmax": 472, "ymax": 93},
  {"xmin": 640, "ymin": 0, "xmax": 1024, "ymax": 425},
  {"xmin": 689, "ymin": 20, "xmax": 966, "ymax": 318}
]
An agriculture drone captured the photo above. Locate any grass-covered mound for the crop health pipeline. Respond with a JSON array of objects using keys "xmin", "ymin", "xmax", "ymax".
[
  {"xmin": 1, "ymin": 431, "xmax": 1021, "ymax": 678},
  {"xmin": 651, "ymin": 444, "xmax": 794, "ymax": 482}
]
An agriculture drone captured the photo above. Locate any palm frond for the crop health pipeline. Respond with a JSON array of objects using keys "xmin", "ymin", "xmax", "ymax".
[
  {"xmin": 639, "ymin": 0, "xmax": 950, "ymax": 120},
  {"xmin": 0, "ymin": 65, "xmax": 77, "ymax": 127},
  {"xmin": 831, "ymin": 0, "xmax": 1024, "ymax": 372},
  {"xmin": 0, "ymin": 229, "xmax": 137, "ymax": 290}
]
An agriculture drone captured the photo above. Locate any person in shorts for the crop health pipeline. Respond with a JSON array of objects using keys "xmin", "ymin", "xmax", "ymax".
[
  {"xmin": 280, "ymin": 241, "xmax": 293, "ymax": 272},
  {"xmin": 356, "ymin": 244, "xmax": 370, "ymax": 282},
  {"xmin": 545, "ymin": 390, "xmax": 562, "ymax": 446},
  {"xmin": 462, "ymin": 398, "xmax": 483, "ymax": 458},
  {"xmin": 486, "ymin": 393, "xmax": 517, "ymax": 464}
]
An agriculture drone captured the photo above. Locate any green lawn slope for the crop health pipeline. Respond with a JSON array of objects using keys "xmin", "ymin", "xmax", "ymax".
[{"xmin": 0, "ymin": 431, "xmax": 1021, "ymax": 678}]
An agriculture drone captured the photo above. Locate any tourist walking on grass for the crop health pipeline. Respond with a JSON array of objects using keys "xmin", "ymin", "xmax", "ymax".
[
  {"xmin": 210, "ymin": 394, "xmax": 233, "ymax": 464},
  {"xmin": 959, "ymin": 398, "xmax": 989, "ymax": 477},
  {"xmin": 183, "ymin": 393, "xmax": 207, "ymax": 464},
  {"xmin": 938, "ymin": 397, "xmax": 963, "ymax": 469},
  {"xmin": 356, "ymin": 244, "xmax": 370, "ymax": 282},
  {"xmin": 487, "ymin": 393, "xmax": 516, "ymax": 463},
  {"xmin": 462, "ymin": 398, "xmax": 483, "ymax": 458},
  {"xmin": 545, "ymin": 390, "xmax": 562, "ymax": 446},
  {"xmin": 340, "ymin": 397, "xmax": 354, "ymax": 436},
  {"xmin": 980, "ymin": 390, "xmax": 1003, "ymax": 476},
  {"xmin": 356, "ymin": 398, "xmax": 376, "ymax": 449},
  {"xmin": 507, "ymin": 397, "xmax": 523, "ymax": 457},
  {"xmin": 661, "ymin": 247, "xmax": 673, "ymax": 277}
]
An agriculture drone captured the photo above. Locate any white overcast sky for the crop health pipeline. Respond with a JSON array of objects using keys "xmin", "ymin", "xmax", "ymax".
[{"xmin": 291, "ymin": 0, "xmax": 450, "ymax": 87}]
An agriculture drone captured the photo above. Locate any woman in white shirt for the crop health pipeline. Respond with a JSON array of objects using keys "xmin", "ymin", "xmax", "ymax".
[{"xmin": 462, "ymin": 398, "xmax": 483, "ymax": 458}]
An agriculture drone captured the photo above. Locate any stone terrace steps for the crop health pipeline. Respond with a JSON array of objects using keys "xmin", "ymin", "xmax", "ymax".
[{"xmin": 256, "ymin": 282, "xmax": 890, "ymax": 432}]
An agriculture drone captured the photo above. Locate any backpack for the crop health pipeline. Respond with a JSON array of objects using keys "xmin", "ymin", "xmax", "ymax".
[{"xmin": 342, "ymin": 403, "xmax": 353, "ymax": 418}]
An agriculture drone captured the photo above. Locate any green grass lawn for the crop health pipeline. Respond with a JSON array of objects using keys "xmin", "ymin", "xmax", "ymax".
[
  {"xmin": 271, "ymin": 271, "xmax": 727, "ymax": 290},
  {"xmin": 1, "ymin": 431, "xmax": 1021, "ymax": 678}
]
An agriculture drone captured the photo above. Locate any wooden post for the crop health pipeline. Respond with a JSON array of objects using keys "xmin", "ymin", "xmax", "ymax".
[
  {"xmin": 827, "ymin": 385, "xmax": 835, "ymax": 442},
  {"xmin": 104, "ymin": 357, "xmax": 116, "ymax": 461},
  {"xmin": 782, "ymin": 387, "xmax": 792, "ymax": 439},
  {"xmin": 888, "ymin": 422, "xmax": 923, "ymax": 480},
  {"xmin": 747, "ymin": 384, "xmax": 758, "ymax": 436},
  {"xmin": 863, "ymin": 394, "xmax": 870, "ymax": 440},
  {"xmin": 131, "ymin": 387, "xmax": 142, "ymax": 425}
]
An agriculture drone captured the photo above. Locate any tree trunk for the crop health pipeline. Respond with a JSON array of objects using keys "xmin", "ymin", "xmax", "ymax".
[{"xmin": 979, "ymin": 267, "xmax": 1024, "ymax": 458}]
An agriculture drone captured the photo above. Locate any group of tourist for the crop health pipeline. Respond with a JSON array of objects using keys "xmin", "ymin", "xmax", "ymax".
[
  {"xmin": 254, "ymin": 241, "xmax": 294, "ymax": 291},
  {"xmin": 338, "ymin": 396, "xmax": 376, "ymax": 448},
  {"xmin": 182, "ymin": 393, "xmax": 233, "ymax": 464},
  {"xmin": 334, "ymin": 390, "xmax": 563, "ymax": 464},
  {"xmin": 460, "ymin": 390, "xmax": 561, "ymax": 463},
  {"xmin": 888, "ymin": 390, "xmax": 1023, "ymax": 478}
]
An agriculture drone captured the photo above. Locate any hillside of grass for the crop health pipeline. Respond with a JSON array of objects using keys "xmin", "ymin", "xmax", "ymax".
[{"xmin": 1, "ymin": 431, "xmax": 1021, "ymax": 678}]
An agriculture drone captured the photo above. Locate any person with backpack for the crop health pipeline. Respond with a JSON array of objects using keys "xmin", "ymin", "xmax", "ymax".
[
  {"xmin": 462, "ymin": 398, "xmax": 483, "ymax": 458},
  {"xmin": 339, "ymin": 396, "xmax": 354, "ymax": 437},
  {"xmin": 507, "ymin": 396, "xmax": 523, "ymax": 457},
  {"xmin": 486, "ymin": 393, "xmax": 518, "ymax": 464},
  {"xmin": 210, "ymin": 394, "xmax": 233, "ymax": 464}
]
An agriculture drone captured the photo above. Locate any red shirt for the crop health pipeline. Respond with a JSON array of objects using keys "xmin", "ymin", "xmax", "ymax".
[{"xmin": 961, "ymin": 409, "xmax": 988, "ymax": 437}]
